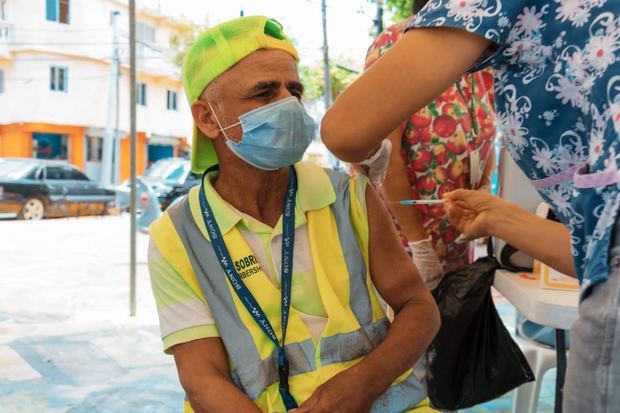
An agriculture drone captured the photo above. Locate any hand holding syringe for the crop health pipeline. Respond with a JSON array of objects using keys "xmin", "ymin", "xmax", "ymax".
[{"xmin": 389, "ymin": 198, "xmax": 475, "ymax": 244}]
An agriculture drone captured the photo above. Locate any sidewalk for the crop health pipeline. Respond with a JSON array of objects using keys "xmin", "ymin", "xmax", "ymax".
[
  {"xmin": 0, "ymin": 216, "xmax": 183, "ymax": 413},
  {"xmin": 0, "ymin": 215, "xmax": 555, "ymax": 412}
]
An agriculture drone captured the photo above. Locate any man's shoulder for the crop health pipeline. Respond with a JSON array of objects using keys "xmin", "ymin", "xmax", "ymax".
[
  {"xmin": 295, "ymin": 161, "xmax": 370, "ymax": 217},
  {"xmin": 295, "ymin": 160, "xmax": 349, "ymax": 182}
]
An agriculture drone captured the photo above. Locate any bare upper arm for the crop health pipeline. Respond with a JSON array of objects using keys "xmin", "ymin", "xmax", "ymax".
[
  {"xmin": 171, "ymin": 337, "xmax": 231, "ymax": 391},
  {"xmin": 365, "ymin": 184, "xmax": 433, "ymax": 313}
]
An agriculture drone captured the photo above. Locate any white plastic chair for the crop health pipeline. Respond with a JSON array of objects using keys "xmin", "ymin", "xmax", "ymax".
[{"xmin": 512, "ymin": 336, "xmax": 558, "ymax": 413}]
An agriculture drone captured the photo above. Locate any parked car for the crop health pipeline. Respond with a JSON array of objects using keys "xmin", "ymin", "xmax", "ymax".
[
  {"xmin": 115, "ymin": 158, "xmax": 201, "ymax": 211},
  {"xmin": 0, "ymin": 158, "xmax": 116, "ymax": 220}
]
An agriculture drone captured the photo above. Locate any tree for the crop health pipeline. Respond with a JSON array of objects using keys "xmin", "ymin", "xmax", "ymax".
[
  {"xmin": 369, "ymin": 0, "xmax": 414, "ymax": 25},
  {"xmin": 386, "ymin": 0, "xmax": 414, "ymax": 21},
  {"xmin": 299, "ymin": 61, "xmax": 360, "ymax": 103},
  {"xmin": 168, "ymin": 19, "xmax": 208, "ymax": 68}
]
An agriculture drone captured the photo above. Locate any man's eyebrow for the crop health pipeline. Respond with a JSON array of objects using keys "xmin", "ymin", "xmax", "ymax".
[
  {"xmin": 287, "ymin": 81, "xmax": 304, "ymax": 93},
  {"xmin": 249, "ymin": 80, "xmax": 281, "ymax": 94}
]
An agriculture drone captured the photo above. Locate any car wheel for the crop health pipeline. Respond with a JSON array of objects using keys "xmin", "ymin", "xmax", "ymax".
[
  {"xmin": 19, "ymin": 197, "xmax": 45, "ymax": 220},
  {"xmin": 99, "ymin": 203, "xmax": 109, "ymax": 216}
]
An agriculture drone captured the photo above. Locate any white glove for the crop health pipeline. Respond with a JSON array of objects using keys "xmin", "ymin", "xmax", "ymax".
[
  {"xmin": 356, "ymin": 139, "xmax": 392, "ymax": 188},
  {"xmin": 409, "ymin": 237, "xmax": 444, "ymax": 291}
]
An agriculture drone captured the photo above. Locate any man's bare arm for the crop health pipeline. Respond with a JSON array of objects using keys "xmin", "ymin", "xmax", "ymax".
[
  {"xmin": 298, "ymin": 185, "xmax": 440, "ymax": 413},
  {"xmin": 172, "ymin": 338, "xmax": 262, "ymax": 413},
  {"xmin": 350, "ymin": 185, "xmax": 441, "ymax": 398}
]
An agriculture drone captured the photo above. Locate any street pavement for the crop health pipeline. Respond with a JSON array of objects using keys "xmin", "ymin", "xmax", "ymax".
[
  {"xmin": 0, "ymin": 215, "xmax": 183, "ymax": 413},
  {"xmin": 0, "ymin": 215, "xmax": 555, "ymax": 413}
]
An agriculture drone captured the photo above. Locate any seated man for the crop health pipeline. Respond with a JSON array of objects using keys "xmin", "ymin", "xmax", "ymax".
[{"xmin": 148, "ymin": 16, "xmax": 440, "ymax": 413}]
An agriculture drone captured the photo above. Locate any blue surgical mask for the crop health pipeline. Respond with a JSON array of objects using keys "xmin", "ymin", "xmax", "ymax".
[{"xmin": 208, "ymin": 96, "xmax": 316, "ymax": 170}]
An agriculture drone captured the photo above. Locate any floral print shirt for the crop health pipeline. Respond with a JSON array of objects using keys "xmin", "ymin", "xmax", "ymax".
[
  {"xmin": 410, "ymin": 0, "xmax": 620, "ymax": 294},
  {"xmin": 366, "ymin": 18, "xmax": 496, "ymax": 272}
]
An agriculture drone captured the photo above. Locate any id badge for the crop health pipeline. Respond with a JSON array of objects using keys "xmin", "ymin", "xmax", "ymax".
[{"xmin": 470, "ymin": 148, "xmax": 482, "ymax": 188}]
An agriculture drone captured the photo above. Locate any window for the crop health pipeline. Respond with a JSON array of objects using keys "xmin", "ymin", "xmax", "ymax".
[
  {"xmin": 46, "ymin": 0, "xmax": 70, "ymax": 24},
  {"xmin": 109, "ymin": 10, "xmax": 120, "ymax": 26},
  {"xmin": 33, "ymin": 133, "xmax": 68, "ymax": 160},
  {"xmin": 0, "ymin": 69, "xmax": 4, "ymax": 94},
  {"xmin": 136, "ymin": 22, "xmax": 155, "ymax": 58},
  {"xmin": 61, "ymin": 167, "xmax": 88, "ymax": 181},
  {"xmin": 136, "ymin": 22, "xmax": 155, "ymax": 44},
  {"xmin": 1, "ymin": 0, "xmax": 7, "ymax": 20},
  {"xmin": 86, "ymin": 136, "xmax": 103, "ymax": 162},
  {"xmin": 50, "ymin": 66, "xmax": 68, "ymax": 92},
  {"xmin": 166, "ymin": 90, "xmax": 178, "ymax": 111},
  {"xmin": 44, "ymin": 166, "xmax": 63, "ymax": 180},
  {"xmin": 136, "ymin": 82, "xmax": 147, "ymax": 106},
  {"xmin": 165, "ymin": 165, "xmax": 187, "ymax": 183}
]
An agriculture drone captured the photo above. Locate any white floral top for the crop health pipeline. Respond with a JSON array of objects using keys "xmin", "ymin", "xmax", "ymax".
[{"xmin": 409, "ymin": 0, "xmax": 620, "ymax": 295}]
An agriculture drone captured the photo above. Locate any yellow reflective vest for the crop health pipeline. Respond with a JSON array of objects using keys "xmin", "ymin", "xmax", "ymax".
[{"xmin": 150, "ymin": 162, "xmax": 431, "ymax": 413}]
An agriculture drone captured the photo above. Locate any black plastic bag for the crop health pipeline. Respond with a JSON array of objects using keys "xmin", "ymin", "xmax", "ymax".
[{"xmin": 425, "ymin": 255, "xmax": 535, "ymax": 410}]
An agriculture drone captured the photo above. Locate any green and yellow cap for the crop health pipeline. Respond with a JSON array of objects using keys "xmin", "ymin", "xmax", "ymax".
[{"xmin": 183, "ymin": 16, "xmax": 299, "ymax": 173}]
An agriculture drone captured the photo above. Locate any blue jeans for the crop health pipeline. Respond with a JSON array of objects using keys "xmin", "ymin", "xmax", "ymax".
[
  {"xmin": 516, "ymin": 315, "xmax": 571, "ymax": 349},
  {"xmin": 563, "ymin": 245, "xmax": 620, "ymax": 412}
]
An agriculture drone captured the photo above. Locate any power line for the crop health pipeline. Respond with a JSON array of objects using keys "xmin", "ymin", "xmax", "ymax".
[
  {"xmin": 11, "ymin": 27, "xmax": 113, "ymax": 33},
  {"xmin": 6, "ymin": 55, "xmax": 176, "ymax": 61},
  {"xmin": 6, "ymin": 40, "xmax": 172, "ymax": 45},
  {"xmin": 6, "ymin": 74, "xmax": 113, "ymax": 82}
]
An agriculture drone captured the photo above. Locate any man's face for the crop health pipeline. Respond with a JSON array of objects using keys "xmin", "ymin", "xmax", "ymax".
[{"xmin": 194, "ymin": 49, "xmax": 304, "ymax": 142}]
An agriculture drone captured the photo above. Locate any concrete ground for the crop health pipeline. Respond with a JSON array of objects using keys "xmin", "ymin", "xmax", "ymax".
[
  {"xmin": 0, "ymin": 216, "xmax": 556, "ymax": 413},
  {"xmin": 0, "ymin": 215, "xmax": 183, "ymax": 413}
]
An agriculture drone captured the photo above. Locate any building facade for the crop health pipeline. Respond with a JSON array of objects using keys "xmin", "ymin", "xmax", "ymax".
[{"xmin": 0, "ymin": 0, "xmax": 192, "ymax": 184}]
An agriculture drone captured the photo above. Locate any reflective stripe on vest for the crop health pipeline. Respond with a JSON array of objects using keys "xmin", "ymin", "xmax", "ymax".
[{"xmin": 164, "ymin": 166, "xmax": 425, "ymax": 412}]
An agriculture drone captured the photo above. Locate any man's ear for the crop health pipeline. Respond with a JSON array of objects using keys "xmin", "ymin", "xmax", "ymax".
[{"xmin": 192, "ymin": 101, "xmax": 221, "ymax": 139}]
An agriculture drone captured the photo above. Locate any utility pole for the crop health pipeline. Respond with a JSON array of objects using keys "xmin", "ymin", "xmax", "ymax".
[
  {"xmin": 375, "ymin": 0, "xmax": 384, "ymax": 36},
  {"xmin": 113, "ymin": 14, "xmax": 121, "ymax": 184},
  {"xmin": 129, "ymin": 0, "xmax": 137, "ymax": 317},
  {"xmin": 322, "ymin": 0, "xmax": 342, "ymax": 170},
  {"xmin": 321, "ymin": 0, "xmax": 332, "ymax": 109},
  {"xmin": 101, "ymin": 11, "xmax": 120, "ymax": 187}
]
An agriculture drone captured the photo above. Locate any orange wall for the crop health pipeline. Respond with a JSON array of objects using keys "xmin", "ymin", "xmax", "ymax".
[
  {"xmin": 0, "ymin": 125, "xmax": 31, "ymax": 158},
  {"xmin": 0, "ymin": 123, "xmax": 86, "ymax": 170},
  {"xmin": 1, "ymin": 124, "xmax": 186, "ymax": 183},
  {"xmin": 120, "ymin": 132, "xmax": 147, "ymax": 182}
]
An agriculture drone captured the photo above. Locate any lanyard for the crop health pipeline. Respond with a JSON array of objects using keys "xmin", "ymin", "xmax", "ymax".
[
  {"xmin": 199, "ymin": 165, "xmax": 298, "ymax": 411},
  {"xmin": 455, "ymin": 75, "xmax": 479, "ymax": 136}
]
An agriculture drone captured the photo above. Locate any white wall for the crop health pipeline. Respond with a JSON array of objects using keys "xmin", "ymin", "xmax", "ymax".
[
  {"xmin": 0, "ymin": 53, "xmax": 110, "ymax": 127},
  {"xmin": 0, "ymin": 0, "xmax": 192, "ymax": 140}
]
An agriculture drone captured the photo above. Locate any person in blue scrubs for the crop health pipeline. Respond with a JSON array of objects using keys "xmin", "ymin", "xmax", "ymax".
[{"xmin": 321, "ymin": 1, "xmax": 620, "ymax": 412}]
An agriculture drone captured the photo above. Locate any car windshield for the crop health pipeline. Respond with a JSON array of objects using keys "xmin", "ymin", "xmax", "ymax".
[
  {"xmin": 144, "ymin": 161, "xmax": 187, "ymax": 184},
  {"xmin": 0, "ymin": 161, "xmax": 36, "ymax": 180}
]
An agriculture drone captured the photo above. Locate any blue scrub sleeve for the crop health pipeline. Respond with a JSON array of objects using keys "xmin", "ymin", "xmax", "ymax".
[{"xmin": 405, "ymin": 0, "xmax": 528, "ymax": 70}]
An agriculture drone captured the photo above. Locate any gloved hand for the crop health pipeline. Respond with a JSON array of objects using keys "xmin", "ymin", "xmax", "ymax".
[
  {"xmin": 356, "ymin": 139, "xmax": 392, "ymax": 188},
  {"xmin": 409, "ymin": 237, "xmax": 444, "ymax": 291}
]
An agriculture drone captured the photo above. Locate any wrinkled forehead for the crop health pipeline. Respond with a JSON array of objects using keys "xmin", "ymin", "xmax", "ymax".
[{"xmin": 220, "ymin": 49, "xmax": 300, "ymax": 90}]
